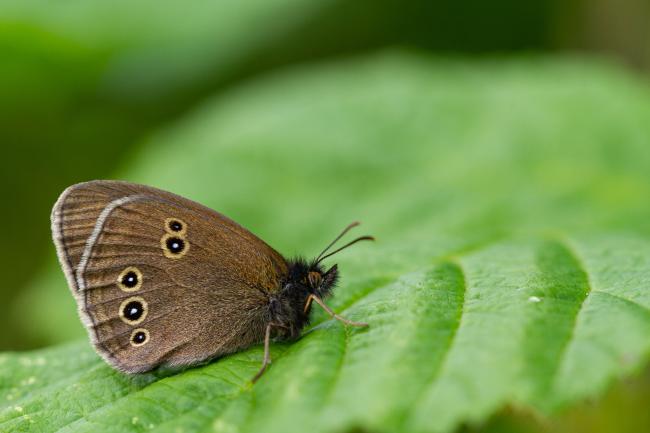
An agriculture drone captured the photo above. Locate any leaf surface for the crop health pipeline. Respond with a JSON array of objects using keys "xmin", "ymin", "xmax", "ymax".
[{"xmin": 5, "ymin": 53, "xmax": 650, "ymax": 433}]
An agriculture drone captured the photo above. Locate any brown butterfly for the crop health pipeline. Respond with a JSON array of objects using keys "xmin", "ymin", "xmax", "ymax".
[{"xmin": 51, "ymin": 180, "xmax": 372, "ymax": 381}]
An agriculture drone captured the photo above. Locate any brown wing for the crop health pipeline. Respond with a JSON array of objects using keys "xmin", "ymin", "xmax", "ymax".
[{"xmin": 51, "ymin": 180, "xmax": 288, "ymax": 372}]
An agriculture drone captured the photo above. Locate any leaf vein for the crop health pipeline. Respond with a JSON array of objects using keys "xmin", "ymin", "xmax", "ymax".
[
  {"xmin": 546, "ymin": 237, "xmax": 593, "ymax": 392},
  {"xmin": 403, "ymin": 260, "xmax": 468, "ymax": 424}
]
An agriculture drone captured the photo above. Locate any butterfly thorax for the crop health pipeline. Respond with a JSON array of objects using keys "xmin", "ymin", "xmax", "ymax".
[{"xmin": 269, "ymin": 258, "xmax": 339, "ymax": 340}]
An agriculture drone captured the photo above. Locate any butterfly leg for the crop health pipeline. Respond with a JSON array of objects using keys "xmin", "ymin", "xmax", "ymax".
[
  {"xmin": 252, "ymin": 323, "xmax": 273, "ymax": 383},
  {"xmin": 304, "ymin": 294, "xmax": 368, "ymax": 327},
  {"xmin": 253, "ymin": 322, "xmax": 290, "ymax": 383}
]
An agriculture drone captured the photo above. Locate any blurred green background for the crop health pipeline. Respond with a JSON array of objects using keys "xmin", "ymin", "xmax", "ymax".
[
  {"xmin": 2, "ymin": 1, "xmax": 650, "ymax": 432},
  {"xmin": 1, "ymin": 0, "xmax": 648, "ymax": 349}
]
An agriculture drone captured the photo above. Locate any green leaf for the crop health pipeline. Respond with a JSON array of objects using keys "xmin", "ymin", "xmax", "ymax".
[{"xmin": 5, "ymin": 53, "xmax": 650, "ymax": 432}]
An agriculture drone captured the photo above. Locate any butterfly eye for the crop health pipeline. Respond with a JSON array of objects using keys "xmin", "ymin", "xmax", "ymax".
[
  {"xmin": 164, "ymin": 217, "xmax": 187, "ymax": 235},
  {"xmin": 119, "ymin": 296, "xmax": 148, "ymax": 325},
  {"xmin": 117, "ymin": 266, "xmax": 142, "ymax": 292},
  {"xmin": 308, "ymin": 271, "xmax": 322, "ymax": 288},
  {"xmin": 130, "ymin": 328, "xmax": 150, "ymax": 347},
  {"xmin": 161, "ymin": 233, "xmax": 190, "ymax": 259}
]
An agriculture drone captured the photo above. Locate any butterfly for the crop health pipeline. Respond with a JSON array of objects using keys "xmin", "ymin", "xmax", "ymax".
[{"xmin": 51, "ymin": 180, "xmax": 372, "ymax": 381}]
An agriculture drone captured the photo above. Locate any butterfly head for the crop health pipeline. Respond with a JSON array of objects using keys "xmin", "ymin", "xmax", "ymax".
[
  {"xmin": 283, "ymin": 259, "xmax": 338, "ymax": 299},
  {"xmin": 303, "ymin": 221, "xmax": 373, "ymax": 298},
  {"xmin": 271, "ymin": 223, "xmax": 373, "ymax": 338},
  {"xmin": 287, "ymin": 220, "xmax": 373, "ymax": 299},
  {"xmin": 307, "ymin": 262, "xmax": 339, "ymax": 297}
]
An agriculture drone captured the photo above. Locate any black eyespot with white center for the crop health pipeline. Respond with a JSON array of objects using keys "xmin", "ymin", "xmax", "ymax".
[
  {"xmin": 161, "ymin": 233, "xmax": 189, "ymax": 259},
  {"xmin": 117, "ymin": 266, "xmax": 142, "ymax": 292},
  {"xmin": 123, "ymin": 301, "xmax": 143, "ymax": 321},
  {"xmin": 130, "ymin": 328, "xmax": 150, "ymax": 347},
  {"xmin": 119, "ymin": 296, "xmax": 148, "ymax": 325},
  {"xmin": 166, "ymin": 237, "xmax": 184, "ymax": 254},
  {"xmin": 122, "ymin": 271, "xmax": 138, "ymax": 288},
  {"xmin": 164, "ymin": 217, "xmax": 187, "ymax": 236},
  {"xmin": 168, "ymin": 220, "xmax": 183, "ymax": 232},
  {"xmin": 133, "ymin": 331, "xmax": 146, "ymax": 344}
]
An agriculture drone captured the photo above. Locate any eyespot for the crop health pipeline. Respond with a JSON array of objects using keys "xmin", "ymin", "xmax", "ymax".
[
  {"xmin": 117, "ymin": 266, "xmax": 142, "ymax": 292},
  {"xmin": 161, "ymin": 233, "xmax": 189, "ymax": 259},
  {"xmin": 166, "ymin": 237, "xmax": 185, "ymax": 253},
  {"xmin": 119, "ymin": 296, "xmax": 148, "ymax": 325},
  {"xmin": 164, "ymin": 217, "xmax": 187, "ymax": 236},
  {"xmin": 130, "ymin": 328, "xmax": 150, "ymax": 347}
]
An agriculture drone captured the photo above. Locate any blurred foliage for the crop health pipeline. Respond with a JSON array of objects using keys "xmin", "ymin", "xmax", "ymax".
[
  {"xmin": 1, "ymin": 1, "xmax": 650, "ymax": 432},
  {"xmin": 463, "ymin": 365, "xmax": 650, "ymax": 433}
]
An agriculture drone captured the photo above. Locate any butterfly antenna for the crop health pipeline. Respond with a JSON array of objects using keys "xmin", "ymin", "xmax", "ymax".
[
  {"xmin": 315, "ymin": 221, "xmax": 374, "ymax": 264},
  {"xmin": 316, "ymin": 235, "xmax": 374, "ymax": 263},
  {"xmin": 315, "ymin": 222, "xmax": 360, "ymax": 263}
]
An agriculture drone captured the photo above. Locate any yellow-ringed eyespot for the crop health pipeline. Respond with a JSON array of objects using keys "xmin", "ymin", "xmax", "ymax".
[
  {"xmin": 164, "ymin": 217, "xmax": 187, "ymax": 236},
  {"xmin": 119, "ymin": 296, "xmax": 148, "ymax": 325},
  {"xmin": 130, "ymin": 328, "xmax": 150, "ymax": 347},
  {"xmin": 117, "ymin": 266, "xmax": 142, "ymax": 292},
  {"xmin": 161, "ymin": 233, "xmax": 189, "ymax": 259}
]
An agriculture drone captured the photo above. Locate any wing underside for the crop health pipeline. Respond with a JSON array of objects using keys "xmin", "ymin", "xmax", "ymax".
[{"xmin": 51, "ymin": 180, "xmax": 286, "ymax": 371}]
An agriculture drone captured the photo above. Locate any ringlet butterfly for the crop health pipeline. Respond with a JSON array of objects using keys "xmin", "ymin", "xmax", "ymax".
[{"xmin": 51, "ymin": 180, "xmax": 372, "ymax": 381}]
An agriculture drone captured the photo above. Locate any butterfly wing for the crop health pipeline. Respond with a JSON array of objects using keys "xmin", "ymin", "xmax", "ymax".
[{"xmin": 52, "ymin": 180, "xmax": 288, "ymax": 372}]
